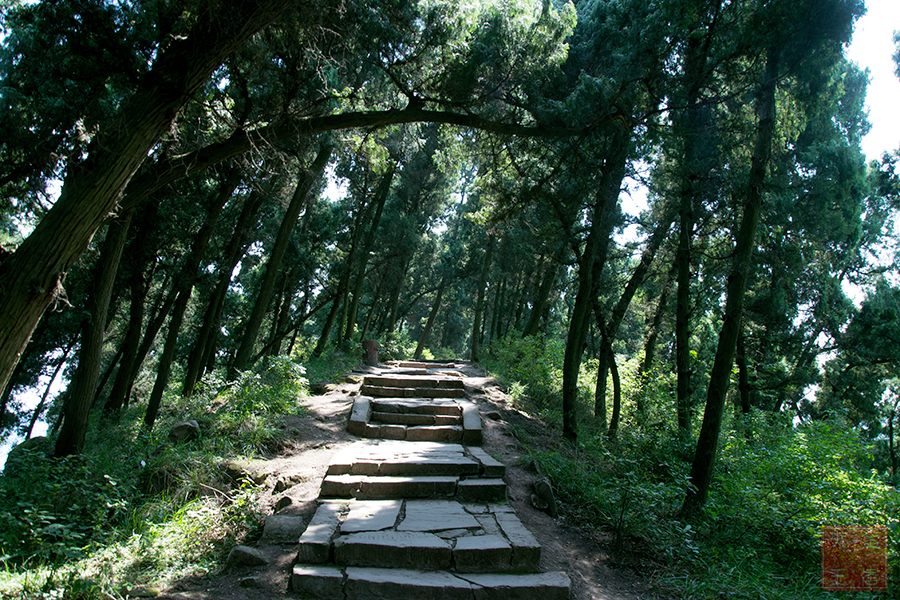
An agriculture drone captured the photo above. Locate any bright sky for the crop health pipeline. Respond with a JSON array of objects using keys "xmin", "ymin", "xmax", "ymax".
[{"xmin": 846, "ymin": 0, "xmax": 900, "ymax": 162}]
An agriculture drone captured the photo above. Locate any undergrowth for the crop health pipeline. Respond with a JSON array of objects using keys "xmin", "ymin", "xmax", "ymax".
[
  {"xmin": 0, "ymin": 355, "xmax": 309, "ymax": 599},
  {"xmin": 483, "ymin": 334, "xmax": 900, "ymax": 600}
]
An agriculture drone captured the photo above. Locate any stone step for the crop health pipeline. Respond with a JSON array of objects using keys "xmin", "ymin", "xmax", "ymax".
[
  {"xmin": 363, "ymin": 375, "xmax": 466, "ymax": 389},
  {"xmin": 292, "ymin": 565, "xmax": 571, "ymax": 600},
  {"xmin": 348, "ymin": 398, "xmax": 483, "ymax": 444},
  {"xmin": 320, "ymin": 474, "xmax": 506, "ymax": 501},
  {"xmin": 326, "ymin": 441, "xmax": 505, "ymax": 479},
  {"xmin": 361, "ymin": 384, "xmax": 467, "ymax": 398},
  {"xmin": 371, "ymin": 411, "xmax": 461, "ymax": 426},
  {"xmin": 296, "ymin": 500, "xmax": 543, "ymax": 574}
]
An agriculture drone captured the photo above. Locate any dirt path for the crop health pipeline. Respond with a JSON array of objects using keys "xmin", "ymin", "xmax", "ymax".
[{"xmin": 156, "ymin": 365, "xmax": 670, "ymax": 600}]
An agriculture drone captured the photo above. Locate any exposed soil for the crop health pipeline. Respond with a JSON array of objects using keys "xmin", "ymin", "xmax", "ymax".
[{"xmin": 155, "ymin": 365, "xmax": 672, "ymax": 600}]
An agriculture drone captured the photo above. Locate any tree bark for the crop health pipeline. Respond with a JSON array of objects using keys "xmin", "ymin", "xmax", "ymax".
[
  {"xmin": 523, "ymin": 249, "xmax": 561, "ymax": 337},
  {"xmin": 414, "ymin": 280, "xmax": 445, "ymax": 360},
  {"xmin": 144, "ymin": 170, "xmax": 238, "ymax": 429},
  {"xmin": 25, "ymin": 335, "xmax": 77, "ymax": 440},
  {"xmin": 0, "ymin": 0, "xmax": 289, "ymax": 396},
  {"xmin": 231, "ymin": 145, "xmax": 332, "ymax": 376},
  {"xmin": 104, "ymin": 201, "xmax": 159, "ymax": 416},
  {"xmin": 182, "ymin": 187, "xmax": 267, "ymax": 394},
  {"xmin": 55, "ymin": 208, "xmax": 133, "ymax": 457},
  {"xmin": 470, "ymin": 238, "xmax": 495, "ymax": 362},
  {"xmin": 345, "ymin": 166, "xmax": 394, "ymax": 341},
  {"xmin": 561, "ymin": 130, "xmax": 629, "ymax": 442},
  {"xmin": 681, "ymin": 49, "xmax": 778, "ymax": 516}
]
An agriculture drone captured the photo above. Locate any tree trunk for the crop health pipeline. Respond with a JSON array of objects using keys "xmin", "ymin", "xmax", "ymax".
[
  {"xmin": 25, "ymin": 335, "xmax": 77, "ymax": 440},
  {"xmin": 523, "ymin": 249, "xmax": 561, "ymax": 337},
  {"xmin": 561, "ymin": 130, "xmax": 629, "ymax": 442},
  {"xmin": 55, "ymin": 208, "xmax": 133, "ymax": 457},
  {"xmin": 607, "ymin": 353, "xmax": 622, "ymax": 438},
  {"xmin": 144, "ymin": 171, "xmax": 238, "ymax": 429},
  {"xmin": 681, "ymin": 49, "xmax": 778, "ymax": 516},
  {"xmin": 471, "ymin": 238, "xmax": 495, "ymax": 362},
  {"xmin": 183, "ymin": 187, "xmax": 266, "ymax": 395},
  {"xmin": 593, "ymin": 203, "xmax": 675, "ymax": 420},
  {"xmin": 231, "ymin": 145, "xmax": 332, "ymax": 376},
  {"xmin": 0, "ymin": 0, "xmax": 288, "ymax": 395},
  {"xmin": 414, "ymin": 280, "xmax": 445, "ymax": 360},
  {"xmin": 345, "ymin": 166, "xmax": 394, "ymax": 341},
  {"xmin": 736, "ymin": 330, "xmax": 752, "ymax": 414}
]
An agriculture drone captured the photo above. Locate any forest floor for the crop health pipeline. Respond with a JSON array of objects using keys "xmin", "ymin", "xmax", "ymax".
[{"xmin": 153, "ymin": 363, "xmax": 672, "ymax": 600}]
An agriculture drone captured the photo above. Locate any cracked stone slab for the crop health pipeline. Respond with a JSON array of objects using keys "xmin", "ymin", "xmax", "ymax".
[
  {"xmin": 296, "ymin": 501, "xmax": 347, "ymax": 563},
  {"xmin": 335, "ymin": 531, "xmax": 452, "ymax": 570},
  {"xmin": 399, "ymin": 500, "xmax": 481, "ymax": 531},
  {"xmin": 341, "ymin": 499, "xmax": 402, "ymax": 533},
  {"xmin": 459, "ymin": 572, "xmax": 571, "ymax": 600},
  {"xmin": 345, "ymin": 567, "xmax": 474, "ymax": 600},
  {"xmin": 452, "ymin": 534, "xmax": 512, "ymax": 573}
]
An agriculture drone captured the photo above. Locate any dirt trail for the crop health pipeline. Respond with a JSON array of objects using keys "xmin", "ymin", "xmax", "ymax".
[{"xmin": 156, "ymin": 365, "xmax": 670, "ymax": 600}]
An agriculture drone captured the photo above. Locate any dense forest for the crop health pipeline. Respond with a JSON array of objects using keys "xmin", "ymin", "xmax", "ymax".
[{"xmin": 1, "ymin": 0, "xmax": 899, "ymax": 598}]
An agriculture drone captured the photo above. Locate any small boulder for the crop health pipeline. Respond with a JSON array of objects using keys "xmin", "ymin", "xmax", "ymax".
[
  {"xmin": 274, "ymin": 473, "xmax": 305, "ymax": 493},
  {"xmin": 261, "ymin": 514, "xmax": 306, "ymax": 544},
  {"xmin": 167, "ymin": 420, "xmax": 199, "ymax": 444},
  {"xmin": 221, "ymin": 460, "xmax": 267, "ymax": 486},
  {"xmin": 274, "ymin": 496, "xmax": 294, "ymax": 513},
  {"xmin": 533, "ymin": 477, "xmax": 558, "ymax": 518},
  {"xmin": 225, "ymin": 545, "xmax": 268, "ymax": 569}
]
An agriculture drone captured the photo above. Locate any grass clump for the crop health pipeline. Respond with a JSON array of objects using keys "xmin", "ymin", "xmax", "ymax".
[{"xmin": 0, "ymin": 354, "xmax": 309, "ymax": 599}]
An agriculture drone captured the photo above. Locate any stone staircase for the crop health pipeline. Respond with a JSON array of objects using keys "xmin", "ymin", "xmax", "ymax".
[{"xmin": 291, "ymin": 360, "xmax": 571, "ymax": 599}]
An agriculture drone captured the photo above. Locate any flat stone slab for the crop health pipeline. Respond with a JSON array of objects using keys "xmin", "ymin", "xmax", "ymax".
[
  {"xmin": 459, "ymin": 572, "xmax": 571, "ymax": 600},
  {"xmin": 494, "ymin": 511, "xmax": 542, "ymax": 571},
  {"xmin": 407, "ymin": 425, "xmax": 463, "ymax": 442},
  {"xmin": 341, "ymin": 500, "xmax": 402, "ymax": 533},
  {"xmin": 467, "ymin": 447, "xmax": 506, "ymax": 477},
  {"xmin": 364, "ymin": 375, "xmax": 465, "ymax": 389},
  {"xmin": 372, "ymin": 400, "xmax": 461, "ymax": 416},
  {"xmin": 453, "ymin": 534, "xmax": 512, "ymax": 573},
  {"xmin": 398, "ymin": 500, "xmax": 480, "ymax": 531},
  {"xmin": 291, "ymin": 564, "xmax": 345, "ymax": 600},
  {"xmin": 335, "ymin": 531, "xmax": 452, "ymax": 570},
  {"xmin": 297, "ymin": 502, "xmax": 347, "ymax": 563},
  {"xmin": 457, "ymin": 478, "xmax": 507, "ymax": 502},
  {"xmin": 345, "ymin": 567, "xmax": 474, "ymax": 600}
]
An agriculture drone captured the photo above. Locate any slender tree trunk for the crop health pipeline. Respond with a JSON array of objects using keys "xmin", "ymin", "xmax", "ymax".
[
  {"xmin": 594, "ymin": 337, "xmax": 612, "ymax": 428},
  {"xmin": 593, "ymin": 204, "xmax": 675, "ymax": 420},
  {"xmin": 104, "ymin": 201, "xmax": 159, "ymax": 416},
  {"xmin": 471, "ymin": 238, "xmax": 495, "ymax": 362},
  {"xmin": 345, "ymin": 166, "xmax": 394, "ymax": 341},
  {"xmin": 55, "ymin": 208, "xmax": 133, "ymax": 457},
  {"xmin": 681, "ymin": 50, "xmax": 778, "ymax": 516},
  {"xmin": 0, "ymin": 1, "xmax": 288, "ymax": 395},
  {"xmin": 523, "ymin": 250, "xmax": 561, "ymax": 337},
  {"xmin": 25, "ymin": 335, "xmax": 77, "ymax": 440},
  {"xmin": 736, "ymin": 330, "xmax": 752, "ymax": 414},
  {"xmin": 607, "ymin": 354, "xmax": 622, "ymax": 438},
  {"xmin": 231, "ymin": 145, "xmax": 332, "ymax": 376},
  {"xmin": 889, "ymin": 408, "xmax": 897, "ymax": 481},
  {"xmin": 360, "ymin": 276, "xmax": 383, "ymax": 343},
  {"xmin": 561, "ymin": 130, "xmax": 629, "ymax": 442},
  {"xmin": 414, "ymin": 280, "xmax": 445, "ymax": 360},
  {"xmin": 183, "ymin": 187, "xmax": 266, "ymax": 395},
  {"xmin": 144, "ymin": 171, "xmax": 237, "ymax": 429}
]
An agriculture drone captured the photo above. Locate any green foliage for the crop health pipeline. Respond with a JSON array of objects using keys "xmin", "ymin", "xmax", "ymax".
[
  {"xmin": 0, "ymin": 447, "xmax": 135, "ymax": 566},
  {"xmin": 483, "ymin": 336, "xmax": 565, "ymax": 412},
  {"xmin": 0, "ymin": 354, "xmax": 311, "ymax": 596}
]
